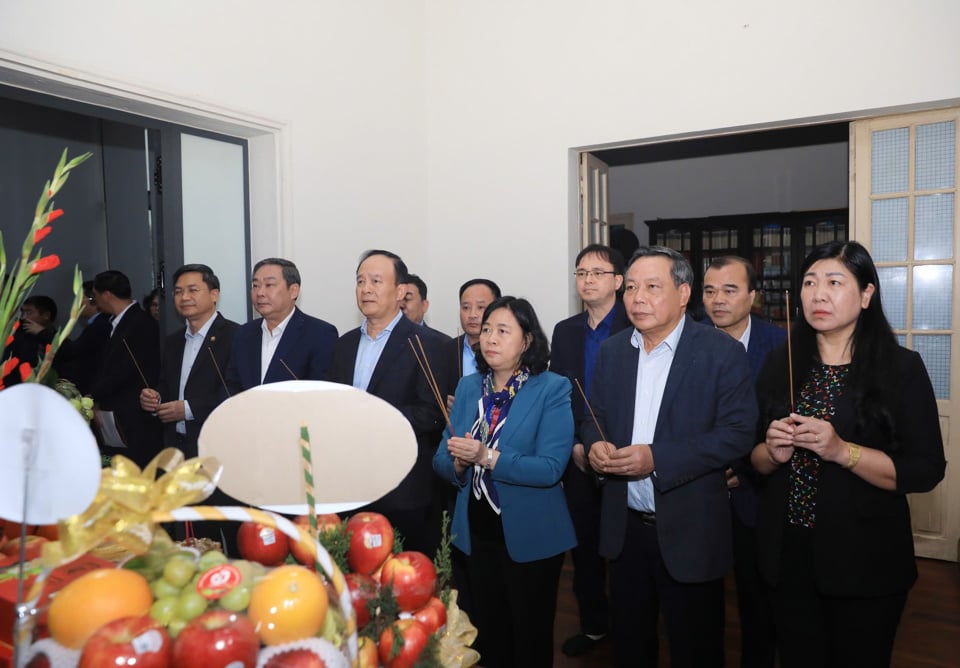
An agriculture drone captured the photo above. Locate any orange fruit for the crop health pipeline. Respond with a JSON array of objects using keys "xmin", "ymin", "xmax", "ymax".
[
  {"xmin": 47, "ymin": 568, "xmax": 153, "ymax": 649},
  {"xmin": 248, "ymin": 564, "xmax": 328, "ymax": 645}
]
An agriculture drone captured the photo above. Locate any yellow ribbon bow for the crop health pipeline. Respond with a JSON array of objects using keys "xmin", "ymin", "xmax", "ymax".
[{"xmin": 41, "ymin": 448, "xmax": 222, "ymax": 567}]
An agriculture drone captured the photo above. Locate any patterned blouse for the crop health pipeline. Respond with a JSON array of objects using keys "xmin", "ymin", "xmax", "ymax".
[{"xmin": 787, "ymin": 363, "xmax": 850, "ymax": 528}]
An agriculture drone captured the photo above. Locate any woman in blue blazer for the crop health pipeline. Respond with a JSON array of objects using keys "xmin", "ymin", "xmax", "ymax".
[{"xmin": 434, "ymin": 296, "xmax": 575, "ymax": 667}]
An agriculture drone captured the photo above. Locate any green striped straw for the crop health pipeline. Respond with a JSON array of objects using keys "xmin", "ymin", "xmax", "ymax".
[{"xmin": 300, "ymin": 422, "xmax": 321, "ymax": 572}]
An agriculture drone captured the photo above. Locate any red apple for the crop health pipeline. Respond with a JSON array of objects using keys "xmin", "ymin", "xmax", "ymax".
[
  {"xmin": 262, "ymin": 648, "xmax": 328, "ymax": 667},
  {"xmin": 378, "ymin": 618, "xmax": 431, "ymax": 668},
  {"xmin": 172, "ymin": 609, "xmax": 259, "ymax": 668},
  {"xmin": 412, "ymin": 596, "xmax": 447, "ymax": 634},
  {"xmin": 380, "ymin": 551, "xmax": 437, "ymax": 612},
  {"xmin": 358, "ymin": 635, "xmax": 379, "ymax": 668},
  {"xmin": 290, "ymin": 513, "xmax": 341, "ymax": 566},
  {"xmin": 345, "ymin": 512, "xmax": 394, "ymax": 575},
  {"xmin": 78, "ymin": 615, "xmax": 172, "ymax": 668},
  {"xmin": 237, "ymin": 522, "xmax": 290, "ymax": 566},
  {"xmin": 345, "ymin": 572, "xmax": 379, "ymax": 628}
]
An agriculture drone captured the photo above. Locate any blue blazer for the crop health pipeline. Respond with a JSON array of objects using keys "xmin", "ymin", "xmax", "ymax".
[
  {"xmin": 224, "ymin": 307, "xmax": 338, "ymax": 394},
  {"xmin": 745, "ymin": 315, "xmax": 786, "ymax": 380},
  {"xmin": 433, "ymin": 371, "xmax": 577, "ymax": 563},
  {"xmin": 581, "ymin": 316, "xmax": 757, "ymax": 582}
]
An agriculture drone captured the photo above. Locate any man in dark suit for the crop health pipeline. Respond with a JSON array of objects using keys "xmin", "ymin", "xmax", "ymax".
[
  {"xmin": 55, "ymin": 281, "xmax": 110, "ymax": 396},
  {"xmin": 584, "ymin": 247, "xmax": 757, "ymax": 668},
  {"xmin": 328, "ymin": 250, "xmax": 444, "ymax": 556},
  {"xmin": 702, "ymin": 255, "xmax": 786, "ymax": 668},
  {"xmin": 139, "ymin": 264, "xmax": 239, "ymax": 457},
  {"xmin": 550, "ymin": 243, "xmax": 630, "ymax": 657},
  {"xmin": 400, "ymin": 273, "xmax": 450, "ymax": 343},
  {"xmin": 91, "ymin": 270, "xmax": 162, "ymax": 467},
  {"xmin": 225, "ymin": 258, "xmax": 338, "ymax": 394},
  {"xmin": 440, "ymin": 278, "xmax": 501, "ymax": 405}
]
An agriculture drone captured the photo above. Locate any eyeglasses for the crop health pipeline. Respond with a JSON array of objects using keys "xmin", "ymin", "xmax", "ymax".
[{"xmin": 574, "ymin": 270, "xmax": 617, "ymax": 280}]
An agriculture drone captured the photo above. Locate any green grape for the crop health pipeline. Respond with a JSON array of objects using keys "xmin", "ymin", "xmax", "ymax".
[
  {"xmin": 151, "ymin": 577, "xmax": 183, "ymax": 600},
  {"xmin": 168, "ymin": 618, "xmax": 188, "ymax": 639},
  {"xmin": 175, "ymin": 590, "xmax": 209, "ymax": 621},
  {"xmin": 149, "ymin": 596, "xmax": 178, "ymax": 625},
  {"xmin": 198, "ymin": 550, "xmax": 228, "ymax": 571},
  {"xmin": 163, "ymin": 555, "xmax": 197, "ymax": 588},
  {"xmin": 80, "ymin": 397, "xmax": 94, "ymax": 409},
  {"xmin": 219, "ymin": 583, "xmax": 251, "ymax": 612}
]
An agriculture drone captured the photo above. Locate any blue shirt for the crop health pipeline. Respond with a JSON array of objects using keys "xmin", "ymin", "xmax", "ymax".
[
  {"xmin": 461, "ymin": 339, "xmax": 478, "ymax": 378},
  {"xmin": 627, "ymin": 317, "xmax": 685, "ymax": 513},
  {"xmin": 353, "ymin": 310, "xmax": 404, "ymax": 391},
  {"xmin": 177, "ymin": 313, "xmax": 218, "ymax": 434},
  {"xmin": 582, "ymin": 307, "xmax": 618, "ymax": 408}
]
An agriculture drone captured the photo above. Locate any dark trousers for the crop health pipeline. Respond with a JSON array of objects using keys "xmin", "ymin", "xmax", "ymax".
[
  {"xmin": 773, "ymin": 525, "xmax": 907, "ymax": 668},
  {"xmin": 731, "ymin": 511, "xmax": 776, "ymax": 668},
  {"xmin": 465, "ymin": 535, "xmax": 564, "ymax": 668},
  {"xmin": 563, "ymin": 461, "xmax": 609, "ymax": 635},
  {"xmin": 609, "ymin": 512, "xmax": 725, "ymax": 668}
]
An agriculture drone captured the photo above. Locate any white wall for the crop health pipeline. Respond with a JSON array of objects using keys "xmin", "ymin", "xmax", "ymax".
[
  {"xmin": 610, "ymin": 143, "xmax": 850, "ymax": 243},
  {"xmin": 2, "ymin": 0, "xmax": 959, "ymax": 336}
]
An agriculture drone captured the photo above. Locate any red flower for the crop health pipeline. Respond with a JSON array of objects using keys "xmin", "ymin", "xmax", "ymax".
[
  {"xmin": 19, "ymin": 362, "xmax": 32, "ymax": 382},
  {"xmin": 46, "ymin": 209, "xmax": 64, "ymax": 223},
  {"xmin": 11, "ymin": 320, "xmax": 19, "ymax": 333},
  {"xmin": 2, "ymin": 357, "xmax": 20, "ymax": 378},
  {"xmin": 33, "ymin": 226, "xmax": 52, "ymax": 244},
  {"xmin": 4, "ymin": 336, "xmax": 11, "ymax": 347},
  {"xmin": 29, "ymin": 255, "xmax": 60, "ymax": 275},
  {"xmin": 45, "ymin": 344, "xmax": 51, "ymax": 355}
]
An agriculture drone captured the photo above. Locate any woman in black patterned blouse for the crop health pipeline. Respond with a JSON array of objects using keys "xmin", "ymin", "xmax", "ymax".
[{"xmin": 750, "ymin": 240, "xmax": 945, "ymax": 668}]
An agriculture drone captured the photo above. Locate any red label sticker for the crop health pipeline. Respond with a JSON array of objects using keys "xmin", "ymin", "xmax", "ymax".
[{"xmin": 196, "ymin": 563, "xmax": 242, "ymax": 600}]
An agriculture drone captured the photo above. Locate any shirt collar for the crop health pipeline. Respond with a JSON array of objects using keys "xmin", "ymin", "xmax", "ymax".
[
  {"xmin": 111, "ymin": 301, "xmax": 137, "ymax": 331},
  {"xmin": 261, "ymin": 307, "xmax": 296, "ymax": 338},
  {"xmin": 360, "ymin": 309, "xmax": 404, "ymax": 338},
  {"xmin": 185, "ymin": 312, "xmax": 218, "ymax": 340},
  {"xmin": 630, "ymin": 315, "xmax": 685, "ymax": 353}
]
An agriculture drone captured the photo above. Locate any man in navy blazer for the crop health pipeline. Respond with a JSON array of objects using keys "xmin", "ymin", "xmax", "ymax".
[
  {"xmin": 549, "ymin": 243, "xmax": 630, "ymax": 657},
  {"xmin": 328, "ymin": 250, "xmax": 445, "ymax": 556},
  {"xmin": 225, "ymin": 258, "xmax": 338, "ymax": 394},
  {"xmin": 703, "ymin": 256, "xmax": 786, "ymax": 668},
  {"xmin": 584, "ymin": 247, "xmax": 757, "ymax": 668}
]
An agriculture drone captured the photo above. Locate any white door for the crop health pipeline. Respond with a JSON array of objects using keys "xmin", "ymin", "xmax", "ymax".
[
  {"xmin": 580, "ymin": 153, "xmax": 610, "ymax": 247},
  {"xmin": 852, "ymin": 109, "xmax": 959, "ymax": 561}
]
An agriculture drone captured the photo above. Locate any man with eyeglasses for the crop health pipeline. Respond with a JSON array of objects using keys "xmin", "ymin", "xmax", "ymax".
[{"xmin": 549, "ymin": 243, "xmax": 630, "ymax": 657}]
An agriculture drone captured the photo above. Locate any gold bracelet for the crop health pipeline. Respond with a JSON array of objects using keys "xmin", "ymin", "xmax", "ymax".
[{"xmin": 845, "ymin": 443, "xmax": 862, "ymax": 470}]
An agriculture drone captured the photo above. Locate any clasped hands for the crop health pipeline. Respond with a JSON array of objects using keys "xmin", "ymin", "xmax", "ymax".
[
  {"xmin": 588, "ymin": 441, "xmax": 654, "ymax": 477},
  {"xmin": 446, "ymin": 435, "xmax": 490, "ymax": 474},
  {"xmin": 763, "ymin": 413, "xmax": 844, "ymax": 465},
  {"xmin": 139, "ymin": 388, "xmax": 186, "ymax": 423}
]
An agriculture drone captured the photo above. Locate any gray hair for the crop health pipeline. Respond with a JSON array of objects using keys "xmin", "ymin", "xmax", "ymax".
[{"xmin": 626, "ymin": 246, "xmax": 694, "ymax": 288}]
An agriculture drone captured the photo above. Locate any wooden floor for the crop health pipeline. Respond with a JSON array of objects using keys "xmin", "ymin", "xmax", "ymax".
[{"xmin": 551, "ymin": 556, "xmax": 960, "ymax": 667}]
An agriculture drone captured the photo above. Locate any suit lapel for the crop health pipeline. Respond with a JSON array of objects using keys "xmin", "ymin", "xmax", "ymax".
[
  {"xmin": 268, "ymin": 309, "xmax": 303, "ymax": 381},
  {"xmin": 367, "ymin": 316, "xmax": 411, "ymax": 392},
  {"xmin": 184, "ymin": 314, "xmax": 223, "ymax": 390},
  {"xmin": 496, "ymin": 374, "xmax": 541, "ymax": 447},
  {"xmin": 656, "ymin": 316, "xmax": 697, "ymax": 433}
]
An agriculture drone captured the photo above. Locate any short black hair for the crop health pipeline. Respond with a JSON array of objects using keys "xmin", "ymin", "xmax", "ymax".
[
  {"xmin": 173, "ymin": 264, "xmax": 221, "ymax": 291},
  {"xmin": 94, "ymin": 270, "xmax": 132, "ymax": 299},
  {"xmin": 253, "ymin": 258, "xmax": 301, "ymax": 287},
  {"xmin": 82, "ymin": 280, "xmax": 95, "ymax": 300},
  {"xmin": 626, "ymin": 246, "xmax": 694, "ymax": 288},
  {"xmin": 357, "ymin": 250, "xmax": 409, "ymax": 285},
  {"xmin": 458, "ymin": 278, "xmax": 502, "ymax": 301},
  {"xmin": 705, "ymin": 256, "xmax": 757, "ymax": 291},
  {"xmin": 576, "ymin": 244, "xmax": 625, "ymax": 275},
  {"xmin": 141, "ymin": 287, "xmax": 162, "ymax": 310},
  {"xmin": 23, "ymin": 295, "xmax": 57, "ymax": 323},
  {"xmin": 474, "ymin": 296, "xmax": 550, "ymax": 375},
  {"xmin": 405, "ymin": 274, "xmax": 427, "ymax": 300}
]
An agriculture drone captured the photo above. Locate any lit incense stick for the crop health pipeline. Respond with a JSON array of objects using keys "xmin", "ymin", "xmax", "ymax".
[
  {"xmin": 407, "ymin": 337, "xmax": 456, "ymax": 437},
  {"xmin": 279, "ymin": 358, "xmax": 299, "ymax": 380},
  {"xmin": 207, "ymin": 347, "xmax": 232, "ymax": 398},
  {"xmin": 574, "ymin": 377, "xmax": 608, "ymax": 445},
  {"xmin": 122, "ymin": 337, "xmax": 150, "ymax": 388}
]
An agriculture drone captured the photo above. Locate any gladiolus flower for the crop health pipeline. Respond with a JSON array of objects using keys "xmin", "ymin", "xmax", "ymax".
[
  {"xmin": 34, "ymin": 226, "xmax": 52, "ymax": 244},
  {"xmin": 19, "ymin": 362, "xmax": 32, "ymax": 382},
  {"xmin": 2, "ymin": 357, "xmax": 20, "ymax": 378},
  {"xmin": 4, "ymin": 336, "xmax": 12, "ymax": 347},
  {"xmin": 11, "ymin": 320, "xmax": 19, "ymax": 333},
  {"xmin": 46, "ymin": 209, "xmax": 64, "ymax": 223},
  {"xmin": 29, "ymin": 255, "xmax": 60, "ymax": 275},
  {"xmin": 45, "ymin": 344, "xmax": 51, "ymax": 355}
]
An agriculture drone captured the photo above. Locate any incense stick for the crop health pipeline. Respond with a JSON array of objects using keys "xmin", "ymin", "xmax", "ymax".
[
  {"xmin": 279, "ymin": 358, "xmax": 299, "ymax": 380},
  {"xmin": 785, "ymin": 290, "xmax": 795, "ymax": 413},
  {"xmin": 122, "ymin": 338, "xmax": 150, "ymax": 388},
  {"xmin": 407, "ymin": 337, "xmax": 456, "ymax": 436},
  {"xmin": 574, "ymin": 377, "xmax": 609, "ymax": 444},
  {"xmin": 207, "ymin": 347, "xmax": 232, "ymax": 398}
]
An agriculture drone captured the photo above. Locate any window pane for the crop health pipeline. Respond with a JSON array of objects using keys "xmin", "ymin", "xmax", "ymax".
[
  {"xmin": 872, "ymin": 127, "xmax": 909, "ymax": 194},
  {"xmin": 912, "ymin": 334, "xmax": 951, "ymax": 400},
  {"xmin": 912, "ymin": 264, "xmax": 953, "ymax": 330},
  {"xmin": 877, "ymin": 266, "xmax": 907, "ymax": 330},
  {"xmin": 871, "ymin": 198, "xmax": 909, "ymax": 262},
  {"xmin": 915, "ymin": 120, "xmax": 956, "ymax": 190},
  {"xmin": 915, "ymin": 193, "xmax": 954, "ymax": 260}
]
